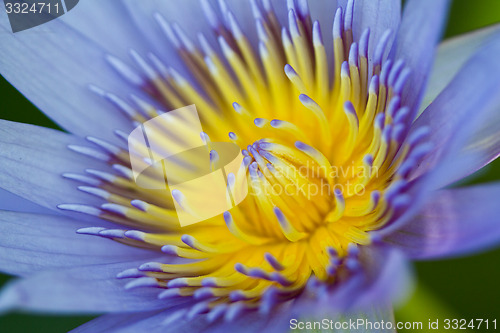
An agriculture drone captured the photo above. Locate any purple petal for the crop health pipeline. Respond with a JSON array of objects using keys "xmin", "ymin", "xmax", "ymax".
[
  {"xmin": 121, "ymin": 0, "xmax": 259, "ymax": 80},
  {"xmin": 292, "ymin": 292, "xmax": 397, "ymax": 333},
  {"xmin": 384, "ymin": 183, "xmax": 500, "ymax": 260},
  {"xmin": 309, "ymin": 0, "xmax": 344, "ymax": 43},
  {"xmin": 352, "ymin": 246, "xmax": 412, "ymax": 310},
  {"xmin": 0, "ymin": 189, "xmax": 54, "ymax": 215},
  {"xmin": 0, "ymin": 211, "xmax": 157, "ymax": 276},
  {"xmin": 0, "ymin": 121, "xmax": 109, "ymax": 218},
  {"xmin": 288, "ymin": 246, "xmax": 410, "ymax": 326},
  {"xmin": 380, "ymin": 29, "xmax": 500, "ymax": 236},
  {"xmin": 339, "ymin": 0, "xmax": 401, "ymax": 67},
  {"xmin": 72, "ymin": 304, "xmax": 290, "ymax": 333},
  {"xmin": 71, "ymin": 246, "xmax": 404, "ymax": 331},
  {"xmin": 0, "ymin": 11, "xmax": 135, "ymax": 142},
  {"xmin": 70, "ymin": 311, "xmax": 165, "ymax": 332},
  {"xmin": 121, "ymin": 0, "xmax": 205, "ymax": 71},
  {"xmin": 59, "ymin": 0, "xmax": 153, "ymax": 60},
  {"xmin": 420, "ymin": 24, "xmax": 500, "ymax": 114},
  {"xmin": 410, "ymin": 30, "xmax": 500, "ymax": 187},
  {"xmin": 72, "ymin": 291, "xmax": 396, "ymax": 333},
  {"xmin": 0, "ymin": 259, "xmax": 172, "ymax": 314},
  {"xmin": 390, "ymin": 0, "xmax": 450, "ymax": 117},
  {"xmin": 331, "ymin": 246, "xmax": 410, "ymax": 310}
]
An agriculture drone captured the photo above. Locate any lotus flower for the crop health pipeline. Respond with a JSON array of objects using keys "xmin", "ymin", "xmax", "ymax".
[{"xmin": 1, "ymin": 0, "xmax": 500, "ymax": 332}]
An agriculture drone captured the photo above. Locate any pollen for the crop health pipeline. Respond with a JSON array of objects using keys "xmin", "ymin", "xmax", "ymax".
[{"xmin": 61, "ymin": 0, "xmax": 431, "ymax": 321}]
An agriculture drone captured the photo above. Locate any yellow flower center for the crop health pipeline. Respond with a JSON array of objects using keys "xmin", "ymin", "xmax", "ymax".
[{"xmin": 65, "ymin": 1, "xmax": 427, "ymax": 318}]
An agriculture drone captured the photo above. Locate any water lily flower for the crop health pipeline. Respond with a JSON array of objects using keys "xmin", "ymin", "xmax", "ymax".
[{"xmin": 1, "ymin": 0, "xmax": 500, "ymax": 331}]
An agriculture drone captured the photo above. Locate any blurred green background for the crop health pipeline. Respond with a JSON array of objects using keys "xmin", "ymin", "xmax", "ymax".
[{"xmin": 1, "ymin": 0, "xmax": 500, "ymax": 332}]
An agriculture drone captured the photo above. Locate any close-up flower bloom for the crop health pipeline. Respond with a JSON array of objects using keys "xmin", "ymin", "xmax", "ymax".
[{"xmin": 1, "ymin": 0, "xmax": 500, "ymax": 331}]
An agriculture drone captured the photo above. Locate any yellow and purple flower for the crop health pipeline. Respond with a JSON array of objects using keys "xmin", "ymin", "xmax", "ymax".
[{"xmin": 1, "ymin": 0, "xmax": 500, "ymax": 331}]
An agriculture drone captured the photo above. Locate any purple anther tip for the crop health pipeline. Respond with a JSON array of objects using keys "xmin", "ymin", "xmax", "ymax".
[
  {"xmin": 167, "ymin": 279, "xmax": 188, "ymax": 288},
  {"xmin": 223, "ymin": 211, "xmax": 232, "ymax": 225},
  {"xmin": 270, "ymin": 119, "xmax": 282, "ymax": 127},
  {"xmin": 161, "ymin": 245, "xmax": 177, "ymax": 255},
  {"xmin": 194, "ymin": 288, "xmax": 214, "ymax": 300}
]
